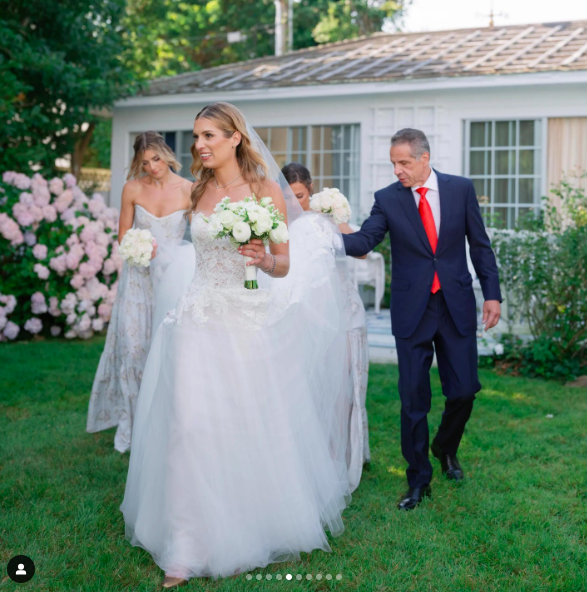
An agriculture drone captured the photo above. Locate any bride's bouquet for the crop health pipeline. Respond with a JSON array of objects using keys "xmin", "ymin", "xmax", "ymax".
[
  {"xmin": 310, "ymin": 187, "xmax": 352, "ymax": 224},
  {"xmin": 204, "ymin": 196, "xmax": 289, "ymax": 289},
  {"xmin": 118, "ymin": 228, "xmax": 157, "ymax": 267}
]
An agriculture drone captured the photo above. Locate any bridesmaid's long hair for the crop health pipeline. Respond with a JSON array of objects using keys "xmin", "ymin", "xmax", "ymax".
[
  {"xmin": 189, "ymin": 102, "xmax": 269, "ymax": 215},
  {"xmin": 127, "ymin": 131, "xmax": 181, "ymax": 181}
]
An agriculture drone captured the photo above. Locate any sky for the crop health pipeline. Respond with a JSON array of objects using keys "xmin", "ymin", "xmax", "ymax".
[{"xmin": 399, "ymin": 0, "xmax": 587, "ymax": 33}]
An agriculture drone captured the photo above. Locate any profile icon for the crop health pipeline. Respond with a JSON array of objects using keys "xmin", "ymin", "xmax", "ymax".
[{"xmin": 7, "ymin": 555, "xmax": 35, "ymax": 583}]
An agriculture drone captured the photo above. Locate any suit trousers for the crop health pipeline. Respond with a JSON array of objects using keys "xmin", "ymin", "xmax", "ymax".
[{"xmin": 394, "ymin": 290, "xmax": 481, "ymax": 488}]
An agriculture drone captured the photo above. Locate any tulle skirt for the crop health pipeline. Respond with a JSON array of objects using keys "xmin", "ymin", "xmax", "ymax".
[{"xmin": 121, "ymin": 244, "xmax": 352, "ymax": 579}]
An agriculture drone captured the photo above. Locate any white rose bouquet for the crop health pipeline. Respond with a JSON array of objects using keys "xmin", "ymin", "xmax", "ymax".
[
  {"xmin": 118, "ymin": 228, "xmax": 157, "ymax": 268},
  {"xmin": 204, "ymin": 196, "xmax": 289, "ymax": 289},
  {"xmin": 310, "ymin": 187, "xmax": 352, "ymax": 224}
]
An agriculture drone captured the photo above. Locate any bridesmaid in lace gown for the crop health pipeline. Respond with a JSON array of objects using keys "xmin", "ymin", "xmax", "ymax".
[
  {"xmin": 87, "ymin": 132, "xmax": 192, "ymax": 453},
  {"xmin": 283, "ymin": 162, "xmax": 371, "ymax": 492}
]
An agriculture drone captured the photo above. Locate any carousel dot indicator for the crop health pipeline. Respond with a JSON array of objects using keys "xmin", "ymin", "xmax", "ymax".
[{"xmin": 286, "ymin": 574, "xmax": 292, "ymax": 580}]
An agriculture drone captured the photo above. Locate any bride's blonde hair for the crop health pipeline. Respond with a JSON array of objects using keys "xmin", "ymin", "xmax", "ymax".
[
  {"xmin": 189, "ymin": 102, "xmax": 269, "ymax": 215},
  {"xmin": 127, "ymin": 131, "xmax": 181, "ymax": 181}
]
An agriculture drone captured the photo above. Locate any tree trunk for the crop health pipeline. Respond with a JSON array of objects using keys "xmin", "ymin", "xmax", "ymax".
[{"xmin": 71, "ymin": 122, "xmax": 96, "ymax": 179}]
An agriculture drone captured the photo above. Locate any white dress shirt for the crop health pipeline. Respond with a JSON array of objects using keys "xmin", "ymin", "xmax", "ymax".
[{"xmin": 412, "ymin": 168, "xmax": 440, "ymax": 236}]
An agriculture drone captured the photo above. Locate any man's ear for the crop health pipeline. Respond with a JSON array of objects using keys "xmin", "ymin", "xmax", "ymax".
[{"xmin": 421, "ymin": 152, "xmax": 431, "ymax": 166}]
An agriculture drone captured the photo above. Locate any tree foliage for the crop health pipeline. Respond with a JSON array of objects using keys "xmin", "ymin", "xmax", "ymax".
[
  {"xmin": 124, "ymin": 0, "xmax": 407, "ymax": 80},
  {"xmin": 0, "ymin": 0, "xmax": 138, "ymax": 176}
]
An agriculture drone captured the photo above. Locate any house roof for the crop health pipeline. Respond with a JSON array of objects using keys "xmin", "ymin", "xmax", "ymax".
[{"xmin": 144, "ymin": 20, "xmax": 587, "ymax": 96}]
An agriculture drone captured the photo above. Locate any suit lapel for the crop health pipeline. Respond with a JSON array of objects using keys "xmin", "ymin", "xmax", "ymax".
[
  {"xmin": 435, "ymin": 169, "xmax": 452, "ymax": 256},
  {"xmin": 397, "ymin": 183, "xmax": 433, "ymax": 254}
]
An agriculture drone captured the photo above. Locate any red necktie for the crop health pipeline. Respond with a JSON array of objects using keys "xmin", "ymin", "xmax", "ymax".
[{"xmin": 416, "ymin": 187, "xmax": 441, "ymax": 294}]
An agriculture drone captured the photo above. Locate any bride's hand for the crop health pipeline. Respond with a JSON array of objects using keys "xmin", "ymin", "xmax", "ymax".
[
  {"xmin": 238, "ymin": 239, "xmax": 268, "ymax": 267},
  {"xmin": 151, "ymin": 240, "xmax": 158, "ymax": 260}
]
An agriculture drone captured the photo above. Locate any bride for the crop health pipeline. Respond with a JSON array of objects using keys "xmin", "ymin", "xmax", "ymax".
[{"xmin": 120, "ymin": 103, "xmax": 352, "ymax": 586}]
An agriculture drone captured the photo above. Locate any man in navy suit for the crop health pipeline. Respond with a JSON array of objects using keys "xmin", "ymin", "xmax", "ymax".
[{"xmin": 343, "ymin": 129, "xmax": 501, "ymax": 510}]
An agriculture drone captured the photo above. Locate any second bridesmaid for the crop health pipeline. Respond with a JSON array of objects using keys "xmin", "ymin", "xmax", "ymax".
[{"xmin": 87, "ymin": 132, "xmax": 192, "ymax": 452}]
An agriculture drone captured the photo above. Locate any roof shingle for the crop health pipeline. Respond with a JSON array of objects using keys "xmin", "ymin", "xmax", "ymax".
[{"xmin": 144, "ymin": 20, "xmax": 587, "ymax": 96}]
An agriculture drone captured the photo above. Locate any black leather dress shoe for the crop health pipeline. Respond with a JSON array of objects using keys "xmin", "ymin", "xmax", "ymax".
[
  {"xmin": 431, "ymin": 440, "xmax": 464, "ymax": 481},
  {"xmin": 397, "ymin": 485, "xmax": 431, "ymax": 510}
]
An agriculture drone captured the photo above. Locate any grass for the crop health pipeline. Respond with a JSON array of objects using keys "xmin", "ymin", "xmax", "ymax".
[{"xmin": 1, "ymin": 337, "xmax": 586, "ymax": 592}]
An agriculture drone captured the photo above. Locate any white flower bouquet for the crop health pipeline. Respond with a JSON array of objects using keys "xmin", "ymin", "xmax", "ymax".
[
  {"xmin": 310, "ymin": 187, "xmax": 352, "ymax": 224},
  {"xmin": 118, "ymin": 228, "xmax": 157, "ymax": 268},
  {"xmin": 204, "ymin": 196, "xmax": 289, "ymax": 289}
]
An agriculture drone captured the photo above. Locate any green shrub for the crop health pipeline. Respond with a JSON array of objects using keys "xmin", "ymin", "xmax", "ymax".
[{"xmin": 492, "ymin": 177, "xmax": 587, "ymax": 381}]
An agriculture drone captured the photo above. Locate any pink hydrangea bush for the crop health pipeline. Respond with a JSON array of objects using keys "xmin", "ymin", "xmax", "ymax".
[{"xmin": 0, "ymin": 171, "xmax": 122, "ymax": 341}]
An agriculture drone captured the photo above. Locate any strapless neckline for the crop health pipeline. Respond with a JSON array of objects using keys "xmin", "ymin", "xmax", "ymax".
[{"xmin": 135, "ymin": 204, "xmax": 187, "ymax": 220}]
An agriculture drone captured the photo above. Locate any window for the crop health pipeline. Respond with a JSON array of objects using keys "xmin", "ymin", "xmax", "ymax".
[
  {"xmin": 259, "ymin": 124, "xmax": 361, "ymax": 215},
  {"xmin": 464, "ymin": 120, "xmax": 542, "ymax": 228}
]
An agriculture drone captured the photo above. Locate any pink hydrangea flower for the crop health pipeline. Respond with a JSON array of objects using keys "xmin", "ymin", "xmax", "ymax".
[
  {"xmin": 70, "ymin": 274, "xmax": 85, "ymax": 289},
  {"xmin": 42, "ymin": 205, "xmax": 57, "ymax": 223},
  {"xmin": 50, "ymin": 326, "xmax": 62, "ymax": 336},
  {"xmin": 14, "ymin": 174, "xmax": 32, "ymax": 190},
  {"xmin": 29, "ymin": 205, "xmax": 44, "ymax": 223},
  {"xmin": 4, "ymin": 321, "xmax": 21, "ymax": 340},
  {"xmin": 63, "ymin": 173, "xmax": 77, "ymax": 188},
  {"xmin": 2, "ymin": 172, "xmax": 17, "ymax": 184},
  {"xmin": 97, "ymin": 302, "xmax": 113, "ymax": 321},
  {"xmin": 66, "ymin": 313, "xmax": 77, "ymax": 325},
  {"xmin": 54, "ymin": 189, "xmax": 74, "ymax": 213},
  {"xmin": 33, "ymin": 186, "xmax": 51, "ymax": 207},
  {"xmin": 49, "ymin": 178, "xmax": 64, "ymax": 196},
  {"xmin": 60, "ymin": 293, "xmax": 78, "ymax": 315},
  {"xmin": 49, "ymin": 297, "xmax": 61, "ymax": 317},
  {"xmin": 102, "ymin": 258, "xmax": 117, "ymax": 275},
  {"xmin": 12, "ymin": 202, "xmax": 35, "ymax": 227},
  {"xmin": 33, "ymin": 243, "xmax": 48, "ymax": 260},
  {"xmin": 0, "ymin": 315, "xmax": 6, "ymax": 332},
  {"xmin": 66, "ymin": 234, "xmax": 80, "ymax": 247},
  {"xmin": 49, "ymin": 254, "xmax": 68, "ymax": 275},
  {"xmin": 77, "ymin": 314, "xmax": 92, "ymax": 332},
  {"xmin": 79, "ymin": 261, "xmax": 99, "ymax": 280},
  {"xmin": 60, "ymin": 208, "xmax": 76, "ymax": 223},
  {"xmin": 64, "ymin": 329, "xmax": 77, "ymax": 339},
  {"xmin": 92, "ymin": 318, "xmax": 104, "ymax": 332},
  {"xmin": 88, "ymin": 198, "xmax": 106, "ymax": 217},
  {"xmin": 24, "ymin": 317, "xmax": 43, "ymax": 334},
  {"xmin": 33, "ymin": 263, "xmax": 50, "ymax": 280},
  {"xmin": 31, "ymin": 292, "xmax": 48, "ymax": 314},
  {"xmin": 19, "ymin": 192, "xmax": 34, "ymax": 206},
  {"xmin": 0, "ymin": 214, "xmax": 24, "ymax": 245},
  {"xmin": 0, "ymin": 294, "xmax": 17, "ymax": 314},
  {"xmin": 24, "ymin": 231, "xmax": 37, "ymax": 246}
]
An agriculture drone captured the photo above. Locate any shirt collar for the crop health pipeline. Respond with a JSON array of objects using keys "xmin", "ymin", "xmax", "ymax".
[{"xmin": 412, "ymin": 168, "xmax": 438, "ymax": 193}]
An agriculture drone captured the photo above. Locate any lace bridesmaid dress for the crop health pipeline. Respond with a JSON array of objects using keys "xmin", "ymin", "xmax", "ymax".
[
  {"xmin": 121, "ymin": 211, "xmax": 351, "ymax": 579},
  {"xmin": 86, "ymin": 205, "xmax": 188, "ymax": 453}
]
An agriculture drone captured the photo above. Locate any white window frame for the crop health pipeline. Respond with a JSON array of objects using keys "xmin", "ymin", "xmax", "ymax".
[{"xmin": 463, "ymin": 118, "xmax": 544, "ymax": 229}]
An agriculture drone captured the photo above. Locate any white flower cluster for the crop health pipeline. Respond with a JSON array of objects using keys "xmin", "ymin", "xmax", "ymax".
[
  {"xmin": 205, "ymin": 196, "xmax": 289, "ymax": 245},
  {"xmin": 118, "ymin": 228, "xmax": 156, "ymax": 267},
  {"xmin": 310, "ymin": 187, "xmax": 352, "ymax": 224}
]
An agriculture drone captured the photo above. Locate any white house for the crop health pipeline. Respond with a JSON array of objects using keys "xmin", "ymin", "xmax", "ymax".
[{"xmin": 111, "ymin": 20, "xmax": 587, "ymax": 229}]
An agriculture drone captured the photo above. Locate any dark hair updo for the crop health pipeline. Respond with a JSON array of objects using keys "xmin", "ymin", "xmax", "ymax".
[{"xmin": 282, "ymin": 162, "xmax": 313, "ymax": 193}]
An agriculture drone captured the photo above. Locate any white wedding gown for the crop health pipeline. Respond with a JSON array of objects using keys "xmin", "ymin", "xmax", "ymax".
[
  {"xmin": 87, "ymin": 205, "xmax": 191, "ymax": 453},
  {"xmin": 284, "ymin": 213, "xmax": 370, "ymax": 492},
  {"xmin": 121, "ymin": 212, "xmax": 352, "ymax": 579}
]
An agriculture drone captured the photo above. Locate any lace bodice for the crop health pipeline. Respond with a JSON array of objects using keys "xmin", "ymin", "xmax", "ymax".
[
  {"xmin": 166, "ymin": 212, "xmax": 273, "ymax": 328},
  {"xmin": 133, "ymin": 205, "xmax": 187, "ymax": 247}
]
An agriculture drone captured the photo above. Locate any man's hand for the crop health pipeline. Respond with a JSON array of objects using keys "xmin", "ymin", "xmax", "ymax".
[{"xmin": 482, "ymin": 300, "xmax": 501, "ymax": 331}]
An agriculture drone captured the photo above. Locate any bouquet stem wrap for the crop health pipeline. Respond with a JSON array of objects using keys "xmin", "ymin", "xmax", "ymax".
[{"xmin": 243, "ymin": 256, "xmax": 258, "ymax": 289}]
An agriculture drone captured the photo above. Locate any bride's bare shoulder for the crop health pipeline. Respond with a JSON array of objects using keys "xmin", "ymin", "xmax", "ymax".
[{"xmin": 259, "ymin": 179, "xmax": 286, "ymax": 208}]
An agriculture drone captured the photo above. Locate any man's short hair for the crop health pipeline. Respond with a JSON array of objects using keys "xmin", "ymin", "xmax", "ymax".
[{"xmin": 391, "ymin": 128, "xmax": 431, "ymax": 159}]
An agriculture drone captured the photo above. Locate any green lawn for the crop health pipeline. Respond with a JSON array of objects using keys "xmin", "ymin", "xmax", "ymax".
[{"xmin": 1, "ymin": 338, "xmax": 586, "ymax": 592}]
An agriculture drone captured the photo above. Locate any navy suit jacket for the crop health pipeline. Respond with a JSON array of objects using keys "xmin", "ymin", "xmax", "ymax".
[{"xmin": 343, "ymin": 170, "xmax": 501, "ymax": 339}]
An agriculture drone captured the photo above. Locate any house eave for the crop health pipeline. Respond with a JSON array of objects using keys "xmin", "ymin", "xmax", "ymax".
[{"xmin": 114, "ymin": 70, "xmax": 587, "ymax": 109}]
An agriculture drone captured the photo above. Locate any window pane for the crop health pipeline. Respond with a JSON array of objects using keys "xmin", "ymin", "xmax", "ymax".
[
  {"xmin": 343, "ymin": 126, "xmax": 352, "ymax": 150},
  {"xmin": 470, "ymin": 122, "xmax": 486, "ymax": 147},
  {"xmin": 519, "ymin": 149, "xmax": 535, "ymax": 174},
  {"xmin": 182, "ymin": 131, "xmax": 194, "ymax": 155},
  {"xmin": 273, "ymin": 153, "xmax": 288, "ymax": 169},
  {"xmin": 470, "ymin": 151, "xmax": 487, "ymax": 175},
  {"xmin": 257, "ymin": 127, "xmax": 269, "ymax": 145},
  {"xmin": 322, "ymin": 152, "xmax": 334, "ymax": 177},
  {"xmin": 271, "ymin": 128, "xmax": 287, "ymax": 153},
  {"xmin": 180, "ymin": 155, "xmax": 193, "ymax": 178},
  {"xmin": 494, "ymin": 178, "xmax": 511, "ymax": 204},
  {"xmin": 495, "ymin": 150, "xmax": 512, "ymax": 174},
  {"xmin": 312, "ymin": 153, "xmax": 320, "ymax": 175},
  {"xmin": 495, "ymin": 121, "xmax": 511, "ymax": 146},
  {"xmin": 291, "ymin": 127, "xmax": 306, "ymax": 152},
  {"xmin": 472, "ymin": 178, "xmax": 486, "ymax": 199},
  {"xmin": 493, "ymin": 207, "xmax": 509, "ymax": 228},
  {"xmin": 519, "ymin": 121, "xmax": 535, "ymax": 146},
  {"xmin": 519, "ymin": 178, "xmax": 535, "ymax": 204},
  {"xmin": 312, "ymin": 127, "xmax": 322, "ymax": 151}
]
